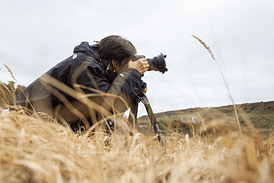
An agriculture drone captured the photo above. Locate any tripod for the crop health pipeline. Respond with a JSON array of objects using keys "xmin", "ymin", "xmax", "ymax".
[{"xmin": 128, "ymin": 93, "xmax": 165, "ymax": 148}]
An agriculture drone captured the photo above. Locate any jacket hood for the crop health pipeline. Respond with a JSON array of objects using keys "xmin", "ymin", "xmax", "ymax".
[{"xmin": 73, "ymin": 42, "xmax": 99, "ymax": 58}]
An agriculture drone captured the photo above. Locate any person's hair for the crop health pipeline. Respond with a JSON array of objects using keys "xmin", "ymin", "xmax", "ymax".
[{"xmin": 97, "ymin": 35, "xmax": 137, "ymax": 64}]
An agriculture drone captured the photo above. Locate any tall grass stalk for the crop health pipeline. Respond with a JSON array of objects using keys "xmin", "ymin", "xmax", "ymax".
[{"xmin": 192, "ymin": 35, "xmax": 243, "ymax": 137}]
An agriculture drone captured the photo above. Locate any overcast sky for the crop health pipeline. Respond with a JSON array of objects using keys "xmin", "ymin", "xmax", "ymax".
[{"xmin": 0, "ymin": 0, "xmax": 273, "ymax": 117}]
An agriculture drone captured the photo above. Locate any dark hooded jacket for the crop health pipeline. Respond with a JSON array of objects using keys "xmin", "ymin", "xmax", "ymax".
[{"xmin": 12, "ymin": 42, "xmax": 143, "ymax": 125}]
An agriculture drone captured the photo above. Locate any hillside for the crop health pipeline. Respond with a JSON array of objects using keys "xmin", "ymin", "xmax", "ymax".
[{"xmin": 138, "ymin": 101, "xmax": 274, "ymax": 138}]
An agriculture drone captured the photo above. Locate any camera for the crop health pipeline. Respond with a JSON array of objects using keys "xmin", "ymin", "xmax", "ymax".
[{"xmin": 131, "ymin": 53, "xmax": 168, "ymax": 74}]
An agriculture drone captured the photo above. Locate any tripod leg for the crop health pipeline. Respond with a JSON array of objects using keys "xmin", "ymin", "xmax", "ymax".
[
  {"xmin": 141, "ymin": 94, "xmax": 165, "ymax": 148},
  {"xmin": 128, "ymin": 98, "xmax": 139, "ymax": 130},
  {"xmin": 127, "ymin": 94, "xmax": 165, "ymax": 150}
]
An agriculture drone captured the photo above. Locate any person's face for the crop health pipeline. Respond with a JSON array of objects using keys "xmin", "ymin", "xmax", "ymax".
[{"xmin": 112, "ymin": 57, "xmax": 128, "ymax": 75}]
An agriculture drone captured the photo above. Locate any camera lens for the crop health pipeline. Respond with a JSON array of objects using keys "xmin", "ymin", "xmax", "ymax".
[{"xmin": 147, "ymin": 53, "xmax": 168, "ymax": 74}]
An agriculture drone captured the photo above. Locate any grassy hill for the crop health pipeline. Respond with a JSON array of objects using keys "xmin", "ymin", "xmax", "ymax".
[{"xmin": 137, "ymin": 101, "xmax": 274, "ymax": 139}]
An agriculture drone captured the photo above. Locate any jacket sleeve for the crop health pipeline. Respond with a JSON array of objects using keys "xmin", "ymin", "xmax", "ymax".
[
  {"xmin": 76, "ymin": 61, "xmax": 143, "ymax": 113},
  {"xmin": 107, "ymin": 68, "xmax": 143, "ymax": 112}
]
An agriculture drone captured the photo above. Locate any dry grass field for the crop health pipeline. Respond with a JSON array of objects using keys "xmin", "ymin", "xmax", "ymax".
[
  {"xmin": 1, "ymin": 36, "xmax": 273, "ymax": 182},
  {"xmin": 1, "ymin": 106, "xmax": 274, "ymax": 183}
]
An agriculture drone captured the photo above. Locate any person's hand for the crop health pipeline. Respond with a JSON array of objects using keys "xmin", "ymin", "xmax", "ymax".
[{"xmin": 127, "ymin": 58, "xmax": 149, "ymax": 75}]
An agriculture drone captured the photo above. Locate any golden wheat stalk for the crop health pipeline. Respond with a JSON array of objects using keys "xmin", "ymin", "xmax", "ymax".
[
  {"xmin": 192, "ymin": 35, "xmax": 216, "ymax": 60},
  {"xmin": 4, "ymin": 64, "xmax": 17, "ymax": 82},
  {"xmin": 192, "ymin": 35, "xmax": 242, "ymax": 137},
  {"xmin": 0, "ymin": 81, "xmax": 9, "ymax": 103}
]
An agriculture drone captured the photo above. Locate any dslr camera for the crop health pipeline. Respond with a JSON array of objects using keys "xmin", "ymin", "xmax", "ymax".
[{"xmin": 131, "ymin": 53, "xmax": 168, "ymax": 74}]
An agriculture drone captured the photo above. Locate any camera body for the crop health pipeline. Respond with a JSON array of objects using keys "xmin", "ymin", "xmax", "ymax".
[{"xmin": 131, "ymin": 53, "xmax": 168, "ymax": 74}]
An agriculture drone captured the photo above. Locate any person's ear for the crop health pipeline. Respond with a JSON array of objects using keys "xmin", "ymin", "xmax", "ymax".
[{"xmin": 111, "ymin": 59, "xmax": 116, "ymax": 68}]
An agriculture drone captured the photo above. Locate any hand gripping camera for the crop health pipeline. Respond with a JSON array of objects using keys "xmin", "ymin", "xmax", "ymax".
[{"xmin": 131, "ymin": 53, "xmax": 168, "ymax": 74}]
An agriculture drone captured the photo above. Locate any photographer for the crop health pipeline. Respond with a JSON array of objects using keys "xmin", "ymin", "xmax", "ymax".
[{"xmin": 11, "ymin": 35, "xmax": 149, "ymax": 131}]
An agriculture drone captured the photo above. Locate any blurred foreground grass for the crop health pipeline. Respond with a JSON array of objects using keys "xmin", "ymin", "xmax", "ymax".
[{"xmin": 1, "ymin": 104, "xmax": 274, "ymax": 183}]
